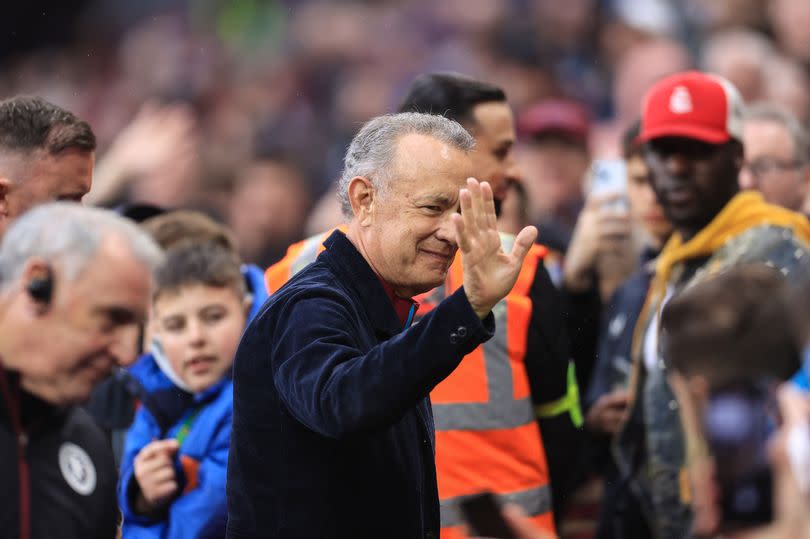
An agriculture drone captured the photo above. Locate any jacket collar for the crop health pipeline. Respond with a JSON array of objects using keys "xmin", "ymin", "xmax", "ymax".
[{"xmin": 321, "ymin": 229, "xmax": 404, "ymax": 338}]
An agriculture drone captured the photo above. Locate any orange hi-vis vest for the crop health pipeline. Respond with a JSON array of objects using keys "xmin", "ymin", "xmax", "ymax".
[
  {"xmin": 265, "ymin": 230, "xmax": 555, "ymax": 538},
  {"xmin": 416, "ymin": 234, "xmax": 555, "ymax": 539},
  {"xmin": 265, "ymin": 226, "xmax": 347, "ymax": 293}
]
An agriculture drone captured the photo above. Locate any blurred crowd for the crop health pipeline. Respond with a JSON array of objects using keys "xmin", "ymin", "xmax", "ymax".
[
  {"xmin": 2, "ymin": 0, "xmax": 808, "ymax": 268},
  {"xmin": 2, "ymin": 1, "xmax": 810, "ymax": 539}
]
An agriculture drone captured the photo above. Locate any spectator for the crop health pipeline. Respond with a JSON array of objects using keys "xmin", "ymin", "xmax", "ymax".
[
  {"xmin": 0, "ymin": 95, "xmax": 96, "ymax": 236},
  {"xmin": 740, "ymin": 102, "xmax": 810, "ymax": 213},
  {"xmin": 226, "ymin": 112, "xmax": 537, "ymax": 538},
  {"xmin": 0, "ymin": 203, "xmax": 161, "ymax": 539},
  {"xmin": 226, "ymin": 155, "xmax": 311, "ymax": 268},
  {"xmin": 661, "ymin": 265, "xmax": 802, "ymax": 537},
  {"xmin": 119, "ymin": 242, "xmax": 250, "ymax": 538},
  {"xmin": 615, "ymin": 71, "xmax": 810, "ymax": 539},
  {"xmin": 516, "ymin": 98, "xmax": 590, "ymax": 253},
  {"xmin": 582, "ymin": 119, "xmax": 673, "ymax": 539},
  {"xmin": 86, "ymin": 209, "xmax": 268, "ymax": 466}
]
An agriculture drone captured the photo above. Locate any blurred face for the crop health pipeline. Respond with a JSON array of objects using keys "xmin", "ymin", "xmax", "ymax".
[
  {"xmin": 626, "ymin": 154, "xmax": 672, "ymax": 246},
  {"xmin": 354, "ymin": 133, "xmax": 473, "ymax": 298},
  {"xmin": 154, "ymin": 284, "xmax": 247, "ymax": 393},
  {"xmin": 228, "ymin": 161, "xmax": 310, "ymax": 263},
  {"xmin": 468, "ymin": 101, "xmax": 519, "ymax": 201},
  {"xmin": 644, "ymin": 137, "xmax": 741, "ymax": 238},
  {"xmin": 18, "ymin": 236, "xmax": 151, "ymax": 405},
  {"xmin": 740, "ymin": 119, "xmax": 808, "ymax": 211},
  {"xmin": 0, "ymin": 149, "xmax": 94, "ymax": 236},
  {"xmin": 517, "ymin": 138, "xmax": 589, "ymax": 221}
]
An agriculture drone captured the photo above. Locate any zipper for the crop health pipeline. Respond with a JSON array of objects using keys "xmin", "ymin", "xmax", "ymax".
[{"xmin": 0, "ymin": 369, "xmax": 30, "ymax": 539}]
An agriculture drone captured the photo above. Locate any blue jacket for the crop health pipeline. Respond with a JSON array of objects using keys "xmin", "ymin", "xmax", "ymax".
[
  {"xmin": 119, "ymin": 355, "xmax": 233, "ymax": 539},
  {"xmin": 226, "ymin": 230, "xmax": 495, "ymax": 539}
]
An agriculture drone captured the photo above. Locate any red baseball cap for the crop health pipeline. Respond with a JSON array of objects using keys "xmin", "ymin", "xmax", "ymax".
[
  {"xmin": 637, "ymin": 71, "xmax": 744, "ymax": 144},
  {"xmin": 517, "ymin": 99, "xmax": 590, "ymax": 145}
]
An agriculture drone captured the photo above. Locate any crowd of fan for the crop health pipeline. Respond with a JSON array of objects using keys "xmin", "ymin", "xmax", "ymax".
[{"xmin": 1, "ymin": 1, "xmax": 810, "ymax": 539}]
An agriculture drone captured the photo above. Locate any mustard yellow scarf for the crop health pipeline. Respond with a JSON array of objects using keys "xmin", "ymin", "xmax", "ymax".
[{"xmin": 631, "ymin": 190, "xmax": 810, "ymax": 364}]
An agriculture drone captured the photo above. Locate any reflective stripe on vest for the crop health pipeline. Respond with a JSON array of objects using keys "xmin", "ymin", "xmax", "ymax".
[
  {"xmin": 439, "ymin": 484, "xmax": 553, "ymax": 528},
  {"xmin": 424, "ymin": 234, "xmax": 556, "ymax": 538}
]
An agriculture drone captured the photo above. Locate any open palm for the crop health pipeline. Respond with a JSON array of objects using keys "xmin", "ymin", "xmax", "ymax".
[{"xmin": 452, "ymin": 178, "xmax": 538, "ymax": 319}]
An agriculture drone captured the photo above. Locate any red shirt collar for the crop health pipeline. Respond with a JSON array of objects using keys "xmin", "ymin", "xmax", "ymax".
[{"xmin": 376, "ymin": 277, "xmax": 419, "ymax": 328}]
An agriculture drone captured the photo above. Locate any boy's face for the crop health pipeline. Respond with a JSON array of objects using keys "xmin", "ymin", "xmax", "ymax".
[{"xmin": 153, "ymin": 284, "xmax": 248, "ymax": 393}]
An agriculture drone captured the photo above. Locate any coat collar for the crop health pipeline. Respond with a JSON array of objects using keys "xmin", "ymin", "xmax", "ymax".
[{"xmin": 320, "ymin": 229, "xmax": 404, "ymax": 338}]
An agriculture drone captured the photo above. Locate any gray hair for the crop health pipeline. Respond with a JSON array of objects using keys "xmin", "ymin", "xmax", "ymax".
[
  {"xmin": 337, "ymin": 112, "xmax": 475, "ymax": 217},
  {"xmin": 745, "ymin": 102, "xmax": 810, "ymax": 164},
  {"xmin": 0, "ymin": 203, "xmax": 163, "ymax": 289}
]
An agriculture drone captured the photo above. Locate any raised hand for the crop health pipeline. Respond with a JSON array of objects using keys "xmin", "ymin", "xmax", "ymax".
[{"xmin": 452, "ymin": 178, "xmax": 538, "ymax": 319}]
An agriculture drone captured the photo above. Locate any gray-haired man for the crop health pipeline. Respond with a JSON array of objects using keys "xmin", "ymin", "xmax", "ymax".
[
  {"xmin": 227, "ymin": 112, "xmax": 538, "ymax": 539},
  {"xmin": 0, "ymin": 203, "xmax": 162, "ymax": 539}
]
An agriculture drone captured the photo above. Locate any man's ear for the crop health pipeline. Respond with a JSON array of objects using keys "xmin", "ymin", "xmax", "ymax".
[
  {"xmin": 347, "ymin": 176, "xmax": 376, "ymax": 226},
  {"xmin": 20, "ymin": 258, "xmax": 53, "ymax": 316},
  {"xmin": 0, "ymin": 176, "xmax": 12, "ymax": 221}
]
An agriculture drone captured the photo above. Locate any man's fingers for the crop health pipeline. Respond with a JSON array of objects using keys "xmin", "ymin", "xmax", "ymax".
[
  {"xmin": 452, "ymin": 213, "xmax": 472, "ymax": 252},
  {"xmin": 511, "ymin": 226, "xmax": 538, "ymax": 262},
  {"xmin": 466, "ymin": 178, "xmax": 486, "ymax": 232},
  {"xmin": 481, "ymin": 181, "xmax": 497, "ymax": 230}
]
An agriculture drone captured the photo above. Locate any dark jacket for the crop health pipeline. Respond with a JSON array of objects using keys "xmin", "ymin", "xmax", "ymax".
[
  {"xmin": 226, "ymin": 230, "xmax": 494, "ymax": 539},
  {"xmin": 0, "ymin": 367, "xmax": 118, "ymax": 539}
]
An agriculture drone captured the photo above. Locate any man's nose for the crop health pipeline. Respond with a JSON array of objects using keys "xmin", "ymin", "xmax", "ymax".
[
  {"xmin": 110, "ymin": 326, "xmax": 141, "ymax": 367},
  {"xmin": 436, "ymin": 212, "xmax": 458, "ymax": 248},
  {"xmin": 664, "ymin": 152, "xmax": 692, "ymax": 176}
]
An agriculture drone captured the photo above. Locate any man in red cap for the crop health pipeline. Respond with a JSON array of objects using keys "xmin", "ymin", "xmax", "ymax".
[{"xmin": 613, "ymin": 71, "xmax": 810, "ymax": 539}]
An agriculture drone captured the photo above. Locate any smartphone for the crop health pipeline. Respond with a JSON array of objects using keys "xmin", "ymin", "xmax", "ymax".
[
  {"xmin": 588, "ymin": 159, "xmax": 628, "ymax": 212},
  {"xmin": 703, "ymin": 382, "xmax": 777, "ymax": 533},
  {"xmin": 459, "ymin": 491, "xmax": 516, "ymax": 539}
]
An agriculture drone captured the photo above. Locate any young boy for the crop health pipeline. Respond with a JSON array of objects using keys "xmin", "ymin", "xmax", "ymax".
[{"xmin": 119, "ymin": 242, "xmax": 250, "ymax": 538}]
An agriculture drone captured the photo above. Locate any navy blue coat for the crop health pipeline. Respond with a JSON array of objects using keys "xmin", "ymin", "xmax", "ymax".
[{"xmin": 226, "ymin": 230, "xmax": 494, "ymax": 539}]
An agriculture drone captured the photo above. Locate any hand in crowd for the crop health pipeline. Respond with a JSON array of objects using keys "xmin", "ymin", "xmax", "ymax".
[
  {"xmin": 454, "ymin": 178, "xmax": 538, "ymax": 319},
  {"xmin": 133, "ymin": 438, "xmax": 180, "ymax": 513},
  {"xmin": 86, "ymin": 101, "xmax": 198, "ymax": 206},
  {"xmin": 470, "ymin": 505, "xmax": 557, "ymax": 539},
  {"xmin": 585, "ymin": 390, "xmax": 630, "ymax": 435},
  {"xmin": 563, "ymin": 193, "xmax": 632, "ymax": 297}
]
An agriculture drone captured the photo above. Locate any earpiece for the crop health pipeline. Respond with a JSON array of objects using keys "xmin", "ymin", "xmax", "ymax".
[{"xmin": 26, "ymin": 267, "xmax": 53, "ymax": 305}]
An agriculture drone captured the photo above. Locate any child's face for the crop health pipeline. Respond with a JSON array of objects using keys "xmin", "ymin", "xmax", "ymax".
[{"xmin": 153, "ymin": 284, "xmax": 248, "ymax": 393}]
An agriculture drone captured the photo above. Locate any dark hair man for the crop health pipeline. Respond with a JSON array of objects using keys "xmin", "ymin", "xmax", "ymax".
[
  {"xmin": 398, "ymin": 73, "xmax": 519, "ymax": 207},
  {"xmin": 614, "ymin": 71, "xmax": 810, "ymax": 539},
  {"xmin": 227, "ymin": 112, "xmax": 538, "ymax": 538},
  {"xmin": 0, "ymin": 96, "xmax": 96, "ymax": 236},
  {"xmin": 0, "ymin": 203, "xmax": 161, "ymax": 539}
]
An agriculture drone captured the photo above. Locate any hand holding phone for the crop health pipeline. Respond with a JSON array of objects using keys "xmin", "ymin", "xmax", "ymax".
[{"xmin": 460, "ymin": 492, "xmax": 517, "ymax": 539}]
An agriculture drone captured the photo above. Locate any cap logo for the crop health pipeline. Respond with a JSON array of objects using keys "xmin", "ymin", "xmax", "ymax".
[{"xmin": 669, "ymin": 86, "xmax": 693, "ymax": 114}]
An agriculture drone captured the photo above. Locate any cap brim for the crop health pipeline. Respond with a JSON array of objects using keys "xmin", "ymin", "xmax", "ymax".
[{"xmin": 636, "ymin": 124, "xmax": 731, "ymax": 144}]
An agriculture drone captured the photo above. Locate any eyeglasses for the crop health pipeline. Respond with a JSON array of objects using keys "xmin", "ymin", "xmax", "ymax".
[{"xmin": 741, "ymin": 157, "xmax": 805, "ymax": 178}]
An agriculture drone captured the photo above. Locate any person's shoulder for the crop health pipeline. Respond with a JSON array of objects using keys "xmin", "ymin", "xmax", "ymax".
[{"xmin": 718, "ymin": 224, "xmax": 810, "ymax": 280}]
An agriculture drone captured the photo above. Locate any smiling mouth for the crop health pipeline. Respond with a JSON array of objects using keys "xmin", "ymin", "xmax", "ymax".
[{"xmin": 420, "ymin": 249, "xmax": 453, "ymax": 263}]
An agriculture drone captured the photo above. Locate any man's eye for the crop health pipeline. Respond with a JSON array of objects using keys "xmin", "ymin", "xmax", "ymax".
[{"xmin": 423, "ymin": 206, "xmax": 442, "ymax": 213}]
